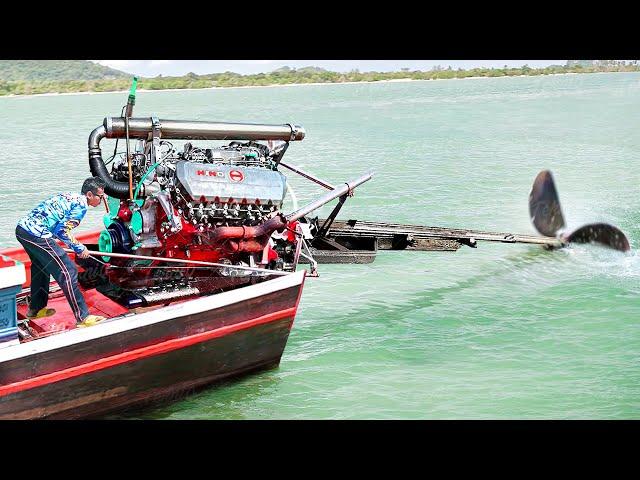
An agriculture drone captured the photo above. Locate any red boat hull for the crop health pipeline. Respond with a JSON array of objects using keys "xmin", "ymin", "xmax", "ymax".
[{"xmin": 0, "ymin": 271, "xmax": 305, "ymax": 419}]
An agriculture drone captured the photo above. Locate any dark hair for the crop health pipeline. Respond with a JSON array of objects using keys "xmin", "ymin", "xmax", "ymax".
[{"xmin": 81, "ymin": 177, "xmax": 106, "ymax": 196}]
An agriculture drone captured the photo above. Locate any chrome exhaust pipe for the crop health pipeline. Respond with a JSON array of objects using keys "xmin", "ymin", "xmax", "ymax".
[{"xmin": 103, "ymin": 117, "xmax": 305, "ymax": 141}]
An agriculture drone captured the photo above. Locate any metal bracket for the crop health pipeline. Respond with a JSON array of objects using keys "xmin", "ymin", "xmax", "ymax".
[
  {"xmin": 299, "ymin": 237, "xmax": 318, "ymax": 277},
  {"xmin": 458, "ymin": 237, "xmax": 477, "ymax": 248},
  {"xmin": 156, "ymin": 190, "xmax": 182, "ymax": 233},
  {"xmin": 390, "ymin": 234, "xmax": 417, "ymax": 250},
  {"xmin": 273, "ymin": 141, "xmax": 289, "ymax": 167},
  {"xmin": 287, "ymin": 123, "xmax": 297, "ymax": 142},
  {"xmin": 150, "ymin": 116, "xmax": 162, "ymax": 164},
  {"xmin": 345, "ymin": 182, "xmax": 355, "ymax": 197},
  {"xmin": 314, "ymin": 193, "xmax": 349, "ymax": 242}
]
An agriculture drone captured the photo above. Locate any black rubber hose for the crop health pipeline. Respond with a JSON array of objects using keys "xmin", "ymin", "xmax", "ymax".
[
  {"xmin": 88, "ymin": 125, "xmax": 131, "ymax": 199},
  {"xmin": 89, "ymin": 151, "xmax": 131, "ymax": 199}
]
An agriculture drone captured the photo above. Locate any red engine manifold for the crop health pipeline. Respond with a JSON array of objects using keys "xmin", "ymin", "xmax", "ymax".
[{"xmin": 157, "ymin": 204, "xmax": 289, "ymax": 264}]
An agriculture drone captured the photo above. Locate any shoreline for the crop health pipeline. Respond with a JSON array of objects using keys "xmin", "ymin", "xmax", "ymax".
[
  {"xmin": 1, "ymin": 70, "xmax": 637, "ymax": 100},
  {"xmin": 2, "ymin": 78, "xmax": 420, "ymax": 99}
]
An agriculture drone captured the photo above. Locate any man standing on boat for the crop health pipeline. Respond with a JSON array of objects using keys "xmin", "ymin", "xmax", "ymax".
[{"xmin": 15, "ymin": 177, "xmax": 107, "ymax": 327}]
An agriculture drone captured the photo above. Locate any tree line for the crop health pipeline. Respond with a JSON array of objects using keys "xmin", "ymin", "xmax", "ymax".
[{"xmin": 1, "ymin": 62, "xmax": 639, "ymax": 97}]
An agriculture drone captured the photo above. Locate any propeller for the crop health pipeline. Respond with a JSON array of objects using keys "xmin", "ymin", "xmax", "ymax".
[
  {"xmin": 529, "ymin": 170, "xmax": 566, "ymax": 237},
  {"xmin": 564, "ymin": 223, "xmax": 630, "ymax": 252},
  {"xmin": 528, "ymin": 170, "xmax": 630, "ymax": 252}
]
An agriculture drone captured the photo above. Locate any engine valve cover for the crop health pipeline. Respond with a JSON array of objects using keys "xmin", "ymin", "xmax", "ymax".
[{"xmin": 175, "ymin": 161, "xmax": 286, "ymax": 207}]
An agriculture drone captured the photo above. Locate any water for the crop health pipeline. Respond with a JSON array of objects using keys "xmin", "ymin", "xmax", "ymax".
[{"xmin": 1, "ymin": 73, "xmax": 639, "ymax": 419}]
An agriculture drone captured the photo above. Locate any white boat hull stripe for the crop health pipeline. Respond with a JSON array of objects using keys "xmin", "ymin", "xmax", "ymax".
[{"xmin": 0, "ymin": 270, "xmax": 306, "ymax": 363}]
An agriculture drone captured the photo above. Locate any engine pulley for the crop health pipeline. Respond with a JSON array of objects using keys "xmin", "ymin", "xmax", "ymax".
[{"xmin": 99, "ymin": 220, "xmax": 134, "ymax": 262}]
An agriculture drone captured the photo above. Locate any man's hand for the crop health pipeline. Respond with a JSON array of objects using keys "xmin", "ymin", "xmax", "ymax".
[{"xmin": 77, "ymin": 247, "xmax": 91, "ymax": 259}]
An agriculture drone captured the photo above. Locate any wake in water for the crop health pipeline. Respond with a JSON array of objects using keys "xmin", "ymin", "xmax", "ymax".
[{"xmin": 564, "ymin": 244, "xmax": 640, "ymax": 279}]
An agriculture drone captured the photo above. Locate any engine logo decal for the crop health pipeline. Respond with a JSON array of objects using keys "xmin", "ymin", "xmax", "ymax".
[
  {"xmin": 229, "ymin": 170, "xmax": 245, "ymax": 183},
  {"xmin": 196, "ymin": 170, "xmax": 224, "ymax": 178}
]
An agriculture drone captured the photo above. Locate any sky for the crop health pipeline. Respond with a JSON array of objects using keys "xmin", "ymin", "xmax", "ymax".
[{"xmin": 93, "ymin": 60, "xmax": 566, "ymax": 77}]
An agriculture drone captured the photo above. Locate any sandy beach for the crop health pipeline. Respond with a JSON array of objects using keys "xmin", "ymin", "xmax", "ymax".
[{"xmin": 0, "ymin": 78, "xmax": 420, "ymax": 99}]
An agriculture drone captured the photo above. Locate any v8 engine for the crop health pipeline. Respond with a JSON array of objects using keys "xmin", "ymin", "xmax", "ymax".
[
  {"xmin": 88, "ymin": 117, "xmax": 307, "ymax": 297},
  {"xmin": 111, "ymin": 140, "xmax": 288, "ymax": 228}
]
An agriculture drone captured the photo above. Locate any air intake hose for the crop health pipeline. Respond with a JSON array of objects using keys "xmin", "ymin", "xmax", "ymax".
[{"xmin": 88, "ymin": 125, "xmax": 131, "ymax": 199}]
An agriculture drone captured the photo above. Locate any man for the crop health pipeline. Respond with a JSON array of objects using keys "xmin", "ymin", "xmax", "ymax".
[{"xmin": 15, "ymin": 177, "xmax": 108, "ymax": 328}]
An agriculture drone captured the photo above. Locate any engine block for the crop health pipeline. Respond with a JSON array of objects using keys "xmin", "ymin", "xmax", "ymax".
[{"xmin": 174, "ymin": 161, "xmax": 286, "ymax": 226}]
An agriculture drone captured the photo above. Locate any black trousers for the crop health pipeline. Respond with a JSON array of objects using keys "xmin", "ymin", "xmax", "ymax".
[{"xmin": 15, "ymin": 225, "xmax": 89, "ymax": 323}]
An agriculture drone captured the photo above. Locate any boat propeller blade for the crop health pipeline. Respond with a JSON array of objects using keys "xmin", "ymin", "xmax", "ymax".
[
  {"xmin": 563, "ymin": 223, "xmax": 631, "ymax": 252},
  {"xmin": 528, "ymin": 170, "xmax": 630, "ymax": 252},
  {"xmin": 529, "ymin": 170, "xmax": 566, "ymax": 237}
]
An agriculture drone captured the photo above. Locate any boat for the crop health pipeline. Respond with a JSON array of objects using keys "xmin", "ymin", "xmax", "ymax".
[
  {"xmin": 0, "ymin": 249, "xmax": 305, "ymax": 419},
  {"xmin": 0, "ymin": 80, "xmax": 373, "ymax": 419}
]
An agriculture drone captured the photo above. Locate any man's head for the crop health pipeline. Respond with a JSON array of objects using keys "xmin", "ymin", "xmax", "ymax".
[{"xmin": 81, "ymin": 177, "xmax": 106, "ymax": 208}]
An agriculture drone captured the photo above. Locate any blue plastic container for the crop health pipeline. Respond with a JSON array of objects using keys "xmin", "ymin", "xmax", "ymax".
[{"xmin": 0, "ymin": 283, "xmax": 20, "ymax": 347}]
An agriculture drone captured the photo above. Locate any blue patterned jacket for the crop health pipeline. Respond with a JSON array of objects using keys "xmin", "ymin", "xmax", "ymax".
[{"xmin": 18, "ymin": 193, "xmax": 88, "ymax": 254}]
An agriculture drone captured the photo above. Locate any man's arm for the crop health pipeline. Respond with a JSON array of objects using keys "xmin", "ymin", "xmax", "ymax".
[
  {"xmin": 53, "ymin": 219, "xmax": 87, "ymax": 254},
  {"xmin": 53, "ymin": 201, "xmax": 88, "ymax": 255}
]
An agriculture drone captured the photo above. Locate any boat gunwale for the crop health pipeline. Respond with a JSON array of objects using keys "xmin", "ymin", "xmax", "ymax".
[{"xmin": 0, "ymin": 269, "xmax": 306, "ymax": 364}]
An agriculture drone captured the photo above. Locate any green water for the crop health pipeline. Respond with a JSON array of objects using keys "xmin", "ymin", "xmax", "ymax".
[{"xmin": 1, "ymin": 73, "xmax": 639, "ymax": 419}]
